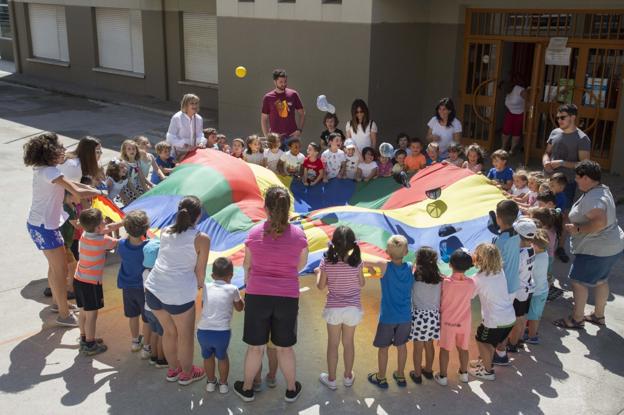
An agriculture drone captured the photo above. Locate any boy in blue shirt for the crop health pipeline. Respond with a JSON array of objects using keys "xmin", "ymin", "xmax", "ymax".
[
  {"xmin": 152, "ymin": 141, "xmax": 176, "ymax": 184},
  {"xmin": 365, "ymin": 235, "xmax": 413, "ymax": 389},
  {"xmin": 117, "ymin": 210, "xmax": 150, "ymax": 352},
  {"xmin": 487, "ymin": 149, "xmax": 513, "ymax": 191},
  {"xmin": 491, "ymin": 200, "xmax": 520, "ymax": 366}
]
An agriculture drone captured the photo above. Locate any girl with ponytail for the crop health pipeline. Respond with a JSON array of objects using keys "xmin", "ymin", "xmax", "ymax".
[
  {"xmin": 145, "ymin": 195, "xmax": 210, "ymax": 386},
  {"xmin": 315, "ymin": 226, "xmax": 365, "ymax": 390}
]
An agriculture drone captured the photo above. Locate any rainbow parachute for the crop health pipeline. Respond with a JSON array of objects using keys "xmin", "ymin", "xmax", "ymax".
[{"xmin": 125, "ymin": 149, "xmax": 505, "ymax": 287}]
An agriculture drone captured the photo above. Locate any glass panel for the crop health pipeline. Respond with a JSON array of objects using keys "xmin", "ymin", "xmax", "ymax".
[
  {"xmin": 0, "ymin": 0, "xmax": 10, "ymax": 39},
  {"xmin": 583, "ymin": 48, "xmax": 624, "ymax": 109},
  {"xmin": 465, "ymin": 43, "xmax": 498, "ymax": 95},
  {"xmin": 462, "ymin": 104, "xmax": 491, "ymax": 144}
]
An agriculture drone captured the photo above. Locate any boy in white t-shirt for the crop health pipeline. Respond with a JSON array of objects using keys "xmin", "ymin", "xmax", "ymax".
[
  {"xmin": 321, "ymin": 132, "xmax": 346, "ymax": 181},
  {"xmin": 278, "ymin": 137, "xmax": 305, "ymax": 177},
  {"xmin": 197, "ymin": 257, "xmax": 244, "ymax": 394},
  {"xmin": 343, "ymin": 139, "xmax": 360, "ymax": 180}
]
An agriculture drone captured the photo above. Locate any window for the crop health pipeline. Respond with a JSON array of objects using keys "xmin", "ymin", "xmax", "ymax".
[
  {"xmin": 0, "ymin": 0, "xmax": 10, "ymax": 39},
  {"xmin": 28, "ymin": 4, "xmax": 69, "ymax": 61},
  {"xmin": 183, "ymin": 12, "xmax": 218, "ymax": 84},
  {"xmin": 322, "ymin": 0, "xmax": 342, "ymax": 3},
  {"xmin": 95, "ymin": 8, "xmax": 144, "ymax": 74}
]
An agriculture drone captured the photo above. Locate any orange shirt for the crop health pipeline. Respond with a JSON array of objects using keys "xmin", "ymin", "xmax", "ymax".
[{"xmin": 405, "ymin": 153, "xmax": 426, "ymax": 172}]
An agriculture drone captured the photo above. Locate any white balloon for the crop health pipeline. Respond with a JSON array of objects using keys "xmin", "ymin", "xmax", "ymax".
[{"xmin": 316, "ymin": 95, "xmax": 336, "ymax": 114}]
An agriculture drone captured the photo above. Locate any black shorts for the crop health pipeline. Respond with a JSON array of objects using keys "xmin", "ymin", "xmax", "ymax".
[
  {"xmin": 122, "ymin": 288, "xmax": 146, "ymax": 320},
  {"xmin": 513, "ymin": 294, "xmax": 533, "ymax": 317},
  {"xmin": 243, "ymin": 294, "xmax": 298, "ymax": 347},
  {"xmin": 475, "ymin": 324, "xmax": 514, "ymax": 347},
  {"xmin": 73, "ymin": 279, "xmax": 104, "ymax": 311}
]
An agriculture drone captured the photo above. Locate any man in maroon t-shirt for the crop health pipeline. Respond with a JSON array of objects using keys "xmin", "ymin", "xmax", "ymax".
[{"xmin": 261, "ymin": 69, "xmax": 305, "ymax": 149}]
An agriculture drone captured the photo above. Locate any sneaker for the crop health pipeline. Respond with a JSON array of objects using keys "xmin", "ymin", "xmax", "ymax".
[
  {"xmin": 547, "ymin": 285, "xmax": 564, "ymax": 301},
  {"xmin": 140, "ymin": 345, "xmax": 152, "ymax": 359},
  {"xmin": 343, "ymin": 373, "xmax": 355, "ymax": 387},
  {"xmin": 492, "ymin": 353, "xmax": 510, "ymax": 366},
  {"xmin": 556, "ymin": 247, "xmax": 570, "ymax": 263},
  {"xmin": 79, "ymin": 337, "xmax": 103, "ymax": 351},
  {"xmin": 206, "ymin": 379, "xmax": 217, "ymax": 392},
  {"xmin": 469, "ymin": 359, "xmax": 483, "ymax": 369},
  {"xmin": 234, "ymin": 381, "xmax": 255, "ymax": 402},
  {"xmin": 421, "ymin": 368, "xmax": 434, "ymax": 380},
  {"xmin": 43, "ymin": 287, "xmax": 53, "ymax": 297},
  {"xmin": 524, "ymin": 336, "xmax": 540, "ymax": 345},
  {"xmin": 458, "ymin": 371, "xmax": 469, "ymax": 383},
  {"xmin": 219, "ymin": 383, "xmax": 229, "ymax": 394},
  {"xmin": 166, "ymin": 367, "xmax": 182, "ymax": 382},
  {"xmin": 253, "ymin": 381, "xmax": 262, "ymax": 392},
  {"xmin": 178, "ymin": 365, "xmax": 206, "ymax": 386},
  {"xmin": 469, "ymin": 366, "xmax": 496, "ymax": 381},
  {"xmin": 83, "ymin": 342, "xmax": 107, "ymax": 356},
  {"xmin": 51, "ymin": 303, "xmax": 78, "ymax": 313},
  {"xmin": 265, "ymin": 375, "xmax": 277, "ymax": 389},
  {"xmin": 131, "ymin": 335, "xmax": 144, "ymax": 352},
  {"xmin": 319, "ymin": 373, "xmax": 337, "ymax": 390},
  {"xmin": 506, "ymin": 343, "xmax": 520, "ymax": 353},
  {"xmin": 149, "ymin": 356, "xmax": 158, "ymax": 366},
  {"xmin": 56, "ymin": 313, "xmax": 79, "ymax": 327},
  {"xmin": 155, "ymin": 359, "xmax": 169, "ymax": 368},
  {"xmin": 284, "ymin": 381, "xmax": 302, "ymax": 403},
  {"xmin": 433, "ymin": 373, "xmax": 448, "ymax": 386}
]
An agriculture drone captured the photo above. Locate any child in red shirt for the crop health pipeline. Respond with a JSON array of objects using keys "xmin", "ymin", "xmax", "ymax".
[{"xmin": 303, "ymin": 142, "xmax": 324, "ymax": 186}]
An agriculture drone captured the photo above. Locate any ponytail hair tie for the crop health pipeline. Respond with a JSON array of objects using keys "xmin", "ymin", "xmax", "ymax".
[{"xmin": 554, "ymin": 208, "xmax": 562, "ymax": 214}]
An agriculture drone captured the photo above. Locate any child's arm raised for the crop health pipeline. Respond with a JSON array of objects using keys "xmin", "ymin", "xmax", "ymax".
[
  {"xmin": 102, "ymin": 221, "xmax": 124, "ymax": 233},
  {"xmin": 362, "ymin": 259, "xmax": 388, "ymax": 278}
]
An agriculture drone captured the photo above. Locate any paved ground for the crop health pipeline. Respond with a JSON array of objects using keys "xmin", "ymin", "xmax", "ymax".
[{"xmin": 1, "ymin": 80, "xmax": 624, "ymax": 415}]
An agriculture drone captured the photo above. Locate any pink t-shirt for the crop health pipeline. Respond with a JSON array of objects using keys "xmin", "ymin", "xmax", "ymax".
[
  {"xmin": 245, "ymin": 222, "xmax": 308, "ymax": 298},
  {"xmin": 319, "ymin": 258, "xmax": 362, "ymax": 309},
  {"xmin": 440, "ymin": 273, "xmax": 475, "ymax": 334}
]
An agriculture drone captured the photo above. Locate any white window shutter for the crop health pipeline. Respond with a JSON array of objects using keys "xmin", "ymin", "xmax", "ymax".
[
  {"xmin": 130, "ymin": 10, "xmax": 144, "ymax": 74},
  {"xmin": 29, "ymin": 4, "xmax": 68, "ymax": 62},
  {"xmin": 183, "ymin": 13, "xmax": 218, "ymax": 84},
  {"xmin": 96, "ymin": 8, "xmax": 144, "ymax": 73}
]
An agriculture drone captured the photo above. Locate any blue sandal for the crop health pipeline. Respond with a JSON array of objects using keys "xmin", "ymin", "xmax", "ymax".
[
  {"xmin": 367, "ymin": 372, "xmax": 388, "ymax": 389},
  {"xmin": 393, "ymin": 372, "xmax": 407, "ymax": 387}
]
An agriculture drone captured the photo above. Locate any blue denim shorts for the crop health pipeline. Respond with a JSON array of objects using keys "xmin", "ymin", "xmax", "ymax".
[
  {"xmin": 27, "ymin": 222, "xmax": 64, "ymax": 250},
  {"xmin": 197, "ymin": 329, "xmax": 231, "ymax": 360},
  {"xmin": 144, "ymin": 309, "xmax": 163, "ymax": 336},
  {"xmin": 569, "ymin": 251, "xmax": 623, "ymax": 287}
]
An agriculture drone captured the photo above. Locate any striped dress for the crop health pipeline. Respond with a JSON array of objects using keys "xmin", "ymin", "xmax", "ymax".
[
  {"xmin": 74, "ymin": 232, "xmax": 117, "ymax": 285},
  {"xmin": 319, "ymin": 257, "xmax": 363, "ymax": 309}
]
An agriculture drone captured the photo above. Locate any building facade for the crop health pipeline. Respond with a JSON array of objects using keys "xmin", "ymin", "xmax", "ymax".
[{"xmin": 7, "ymin": 0, "xmax": 624, "ymax": 173}]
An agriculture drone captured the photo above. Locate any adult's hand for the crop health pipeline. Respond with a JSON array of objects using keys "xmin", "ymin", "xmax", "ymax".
[{"xmin": 292, "ymin": 129, "xmax": 302, "ymax": 138}]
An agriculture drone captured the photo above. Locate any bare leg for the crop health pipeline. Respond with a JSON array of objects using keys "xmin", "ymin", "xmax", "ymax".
[
  {"xmin": 412, "ymin": 341, "xmax": 423, "ymax": 376},
  {"xmin": 396, "ymin": 344, "xmax": 407, "ymax": 378},
  {"xmin": 593, "ymin": 281, "xmax": 610, "ymax": 318},
  {"xmin": 79, "ymin": 309, "xmax": 86, "ymax": 338},
  {"xmin": 477, "ymin": 342, "xmax": 495, "ymax": 372},
  {"xmin": 527, "ymin": 320, "xmax": 540, "ymax": 338},
  {"xmin": 424, "ymin": 340, "xmax": 435, "ymax": 372},
  {"xmin": 571, "ymin": 281, "xmax": 589, "ymax": 322},
  {"xmin": 509, "ymin": 316, "xmax": 526, "ymax": 345},
  {"xmin": 170, "ymin": 305, "xmax": 196, "ymax": 374},
  {"xmin": 458, "ymin": 347, "xmax": 469, "ymax": 373},
  {"xmin": 326, "ymin": 324, "xmax": 341, "ymax": 381},
  {"xmin": 276, "ymin": 346, "xmax": 297, "ymax": 391},
  {"xmin": 267, "ymin": 346, "xmax": 278, "ymax": 379},
  {"xmin": 204, "ymin": 356, "xmax": 216, "ymax": 381},
  {"xmin": 83, "ymin": 310, "xmax": 98, "ymax": 341},
  {"xmin": 143, "ymin": 323, "xmax": 152, "ymax": 346},
  {"xmin": 218, "ymin": 355, "xmax": 230, "ymax": 384},
  {"xmin": 510, "ymin": 136, "xmax": 521, "ymax": 154},
  {"xmin": 149, "ymin": 331, "xmax": 158, "ymax": 357},
  {"xmin": 377, "ymin": 347, "xmax": 389, "ymax": 379},
  {"xmin": 439, "ymin": 348, "xmax": 450, "ymax": 377},
  {"xmin": 501, "ymin": 134, "xmax": 511, "ymax": 151},
  {"xmin": 243, "ymin": 345, "xmax": 265, "ymax": 390},
  {"xmin": 341, "ymin": 324, "xmax": 357, "ymax": 379},
  {"xmin": 129, "ymin": 316, "xmax": 140, "ymax": 339},
  {"xmin": 152, "ymin": 309, "xmax": 179, "ymax": 369},
  {"xmin": 156, "ymin": 336, "xmax": 165, "ymax": 360},
  {"xmin": 43, "ymin": 247, "xmax": 69, "ymax": 318}
]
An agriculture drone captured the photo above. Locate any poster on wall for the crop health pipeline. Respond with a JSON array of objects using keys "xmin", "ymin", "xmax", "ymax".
[
  {"xmin": 584, "ymin": 78, "xmax": 608, "ymax": 108},
  {"xmin": 545, "ymin": 37, "xmax": 571, "ymax": 66}
]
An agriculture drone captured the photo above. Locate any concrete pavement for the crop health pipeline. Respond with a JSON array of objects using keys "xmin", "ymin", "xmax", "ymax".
[{"xmin": 1, "ymin": 81, "xmax": 624, "ymax": 415}]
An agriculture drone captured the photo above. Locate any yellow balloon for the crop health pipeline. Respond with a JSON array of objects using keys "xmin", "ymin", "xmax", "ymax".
[{"xmin": 235, "ymin": 66, "xmax": 247, "ymax": 78}]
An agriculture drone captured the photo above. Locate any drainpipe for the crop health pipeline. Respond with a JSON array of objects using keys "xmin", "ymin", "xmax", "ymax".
[
  {"xmin": 161, "ymin": 0, "xmax": 169, "ymax": 101},
  {"xmin": 9, "ymin": 0, "xmax": 21, "ymax": 72}
]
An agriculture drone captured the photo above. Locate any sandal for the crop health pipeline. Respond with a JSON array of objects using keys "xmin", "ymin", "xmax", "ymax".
[
  {"xmin": 584, "ymin": 313, "xmax": 606, "ymax": 326},
  {"xmin": 553, "ymin": 316, "xmax": 585, "ymax": 330},
  {"xmin": 409, "ymin": 370, "xmax": 422, "ymax": 384},
  {"xmin": 393, "ymin": 372, "xmax": 407, "ymax": 387},
  {"xmin": 367, "ymin": 373, "xmax": 388, "ymax": 389},
  {"xmin": 421, "ymin": 368, "xmax": 434, "ymax": 380}
]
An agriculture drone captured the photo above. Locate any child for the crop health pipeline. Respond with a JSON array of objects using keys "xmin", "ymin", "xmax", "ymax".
[
  {"xmin": 425, "ymin": 142, "xmax": 441, "ymax": 166},
  {"xmin": 104, "ymin": 159, "xmax": 129, "ymax": 206},
  {"xmin": 506, "ymin": 218, "xmax": 537, "ymax": 353},
  {"xmin": 487, "ymin": 149, "xmax": 513, "ymax": 191},
  {"xmin": 511, "ymin": 170, "xmax": 530, "ymax": 197},
  {"xmin": 435, "ymin": 249, "xmax": 475, "ymax": 386},
  {"xmin": 365, "ymin": 235, "xmax": 413, "ymax": 389},
  {"xmin": 315, "ymin": 226, "xmax": 365, "ymax": 390},
  {"xmin": 231, "ymin": 138, "xmax": 245, "ymax": 159},
  {"xmin": 549, "ymin": 172, "xmax": 570, "ymax": 212},
  {"xmin": 152, "ymin": 141, "xmax": 176, "ymax": 185},
  {"xmin": 392, "ymin": 149, "xmax": 407, "ymax": 174},
  {"xmin": 321, "ymin": 132, "xmax": 346, "ymax": 181},
  {"xmin": 119, "ymin": 139, "xmax": 149, "ymax": 205},
  {"xmin": 134, "ymin": 135, "xmax": 163, "ymax": 187},
  {"xmin": 303, "ymin": 142, "xmax": 325, "ymax": 186},
  {"xmin": 516, "ymin": 172, "xmax": 542, "ymax": 208},
  {"xmin": 540, "ymin": 181, "xmax": 570, "ymax": 263},
  {"xmin": 117, "ymin": 210, "xmax": 150, "ymax": 352},
  {"xmin": 244, "ymin": 135, "xmax": 266, "ymax": 166},
  {"xmin": 356, "ymin": 147, "xmax": 378, "ymax": 182},
  {"xmin": 197, "ymin": 257, "xmax": 244, "ymax": 394},
  {"xmin": 444, "ymin": 143, "xmax": 464, "ymax": 167},
  {"xmin": 142, "ymin": 238, "xmax": 167, "ymax": 367},
  {"xmin": 395, "ymin": 132, "xmax": 412, "ymax": 156},
  {"xmin": 60, "ymin": 192, "xmax": 80, "ymax": 300},
  {"xmin": 462, "ymin": 143, "xmax": 484, "ymax": 173},
  {"xmin": 525, "ymin": 229, "xmax": 550, "ymax": 344},
  {"xmin": 491, "ymin": 199, "xmax": 520, "ymax": 366},
  {"xmin": 264, "ymin": 133, "xmax": 284, "ymax": 174},
  {"xmin": 278, "ymin": 137, "xmax": 305, "ymax": 177},
  {"xmin": 343, "ymin": 139, "xmax": 360, "ymax": 180},
  {"xmin": 408, "ymin": 247, "xmax": 442, "ymax": 384},
  {"xmin": 320, "ymin": 113, "xmax": 344, "ymax": 149},
  {"xmin": 74, "ymin": 208, "xmax": 120, "ymax": 355},
  {"xmin": 405, "ymin": 138, "xmax": 426, "ymax": 173},
  {"xmin": 469, "ymin": 243, "xmax": 516, "ymax": 381},
  {"xmin": 204, "ymin": 128, "xmax": 218, "ymax": 149},
  {"xmin": 377, "ymin": 144, "xmax": 394, "ymax": 177},
  {"xmin": 217, "ymin": 134, "xmax": 228, "ymax": 152}
]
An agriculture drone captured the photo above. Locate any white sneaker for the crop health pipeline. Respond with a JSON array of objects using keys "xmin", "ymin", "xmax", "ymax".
[
  {"xmin": 433, "ymin": 373, "xmax": 448, "ymax": 386},
  {"xmin": 458, "ymin": 372, "xmax": 469, "ymax": 383},
  {"xmin": 469, "ymin": 359, "xmax": 483, "ymax": 368},
  {"xmin": 206, "ymin": 379, "xmax": 217, "ymax": 392},
  {"xmin": 343, "ymin": 373, "xmax": 355, "ymax": 387},
  {"xmin": 219, "ymin": 383, "xmax": 229, "ymax": 394},
  {"xmin": 319, "ymin": 373, "xmax": 337, "ymax": 390},
  {"xmin": 469, "ymin": 366, "xmax": 496, "ymax": 381},
  {"xmin": 140, "ymin": 346, "xmax": 151, "ymax": 359},
  {"xmin": 131, "ymin": 335, "xmax": 143, "ymax": 352}
]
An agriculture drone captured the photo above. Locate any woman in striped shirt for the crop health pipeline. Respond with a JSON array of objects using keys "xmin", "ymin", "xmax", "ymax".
[{"xmin": 315, "ymin": 226, "xmax": 366, "ymax": 390}]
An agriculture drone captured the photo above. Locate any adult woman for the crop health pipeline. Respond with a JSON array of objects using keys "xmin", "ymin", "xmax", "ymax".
[
  {"xmin": 501, "ymin": 76, "xmax": 528, "ymax": 155},
  {"xmin": 166, "ymin": 94, "xmax": 206, "ymax": 161},
  {"xmin": 234, "ymin": 186, "xmax": 308, "ymax": 403},
  {"xmin": 24, "ymin": 132, "xmax": 104, "ymax": 327},
  {"xmin": 58, "ymin": 136, "xmax": 103, "ymax": 182},
  {"xmin": 144, "ymin": 196, "xmax": 210, "ymax": 385},
  {"xmin": 345, "ymin": 99, "xmax": 377, "ymax": 152},
  {"xmin": 426, "ymin": 98, "xmax": 462, "ymax": 159},
  {"xmin": 554, "ymin": 160, "xmax": 624, "ymax": 329}
]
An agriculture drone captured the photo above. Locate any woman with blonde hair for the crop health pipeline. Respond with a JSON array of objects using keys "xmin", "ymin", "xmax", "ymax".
[{"xmin": 166, "ymin": 94, "xmax": 206, "ymax": 161}]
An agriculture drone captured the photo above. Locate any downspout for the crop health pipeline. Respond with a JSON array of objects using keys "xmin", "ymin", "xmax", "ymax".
[
  {"xmin": 9, "ymin": 0, "xmax": 21, "ymax": 72},
  {"xmin": 161, "ymin": 0, "xmax": 169, "ymax": 101}
]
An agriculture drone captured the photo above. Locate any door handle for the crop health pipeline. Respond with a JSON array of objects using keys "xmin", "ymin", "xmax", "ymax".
[{"xmin": 529, "ymin": 105, "xmax": 534, "ymax": 119}]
